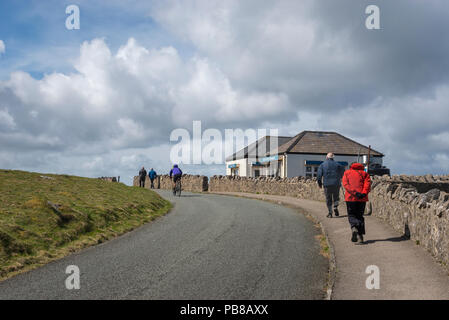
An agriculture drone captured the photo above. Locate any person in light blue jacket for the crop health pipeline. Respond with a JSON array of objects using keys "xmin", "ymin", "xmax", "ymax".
[{"xmin": 317, "ymin": 153, "xmax": 345, "ymax": 218}]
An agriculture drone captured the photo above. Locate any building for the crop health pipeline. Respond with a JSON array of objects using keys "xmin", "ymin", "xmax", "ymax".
[{"xmin": 225, "ymin": 131, "xmax": 384, "ymax": 178}]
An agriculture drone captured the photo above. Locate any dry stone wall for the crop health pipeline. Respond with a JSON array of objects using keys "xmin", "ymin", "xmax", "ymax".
[
  {"xmin": 209, "ymin": 175, "xmax": 326, "ymax": 201},
  {"xmin": 133, "ymin": 174, "xmax": 208, "ymax": 192},
  {"xmin": 369, "ymin": 177, "xmax": 449, "ymax": 266}
]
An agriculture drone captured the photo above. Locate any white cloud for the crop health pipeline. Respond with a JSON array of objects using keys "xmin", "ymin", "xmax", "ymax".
[
  {"xmin": 1, "ymin": 37, "xmax": 292, "ymax": 150},
  {"xmin": 2, "ymin": 1, "xmax": 449, "ymax": 181},
  {"xmin": 0, "ymin": 40, "xmax": 5, "ymax": 54},
  {"xmin": 0, "ymin": 108, "xmax": 15, "ymax": 129},
  {"xmin": 0, "ymin": 36, "xmax": 293, "ymax": 182}
]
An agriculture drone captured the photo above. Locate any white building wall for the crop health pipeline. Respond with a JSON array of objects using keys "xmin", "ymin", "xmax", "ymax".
[
  {"xmin": 225, "ymin": 158, "xmax": 250, "ymax": 177},
  {"xmin": 286, "ymin": 154, "xmax": 382, "ymax": 177},
  {"xmin": 226, "ymin": 154, "xmax": 383, "ymax": 178}
]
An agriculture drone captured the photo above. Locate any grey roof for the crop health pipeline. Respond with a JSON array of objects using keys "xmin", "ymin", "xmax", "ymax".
[
  {"xmin": 274, "ymin": 131, "xmax": 384, "ymax": 156},
  {"xmin": 226, "ymin": 136, "xmax": 291, "ymax": 161},
  {"xmin": 226, "ymin": 131, "xmax": 384, "ymax": 161}
]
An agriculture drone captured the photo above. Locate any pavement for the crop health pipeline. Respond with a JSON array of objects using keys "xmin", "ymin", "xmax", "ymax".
[
  {"xmin": 213, "ymin": 192, "xmax": 449, "ymax": 300},
  {"xmin": 0, "ymin": 190, "xmax": 327, "ymax": 300}
]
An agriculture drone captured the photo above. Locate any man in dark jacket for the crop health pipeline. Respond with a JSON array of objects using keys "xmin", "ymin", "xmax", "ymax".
[
  {"xmin": 148, "ymin": 168, "xmax": 157, "ymax": 189},
  {"xmin": 342, "ymin": 162, "xmax": 371, "ymax": 244},
  {"xmin": 139, "ymin": 167, "xmax": 147, "ymax": 188},
  {"xmin": 317, "ymin": 153, "xmax": 345, "ymax": 218}
]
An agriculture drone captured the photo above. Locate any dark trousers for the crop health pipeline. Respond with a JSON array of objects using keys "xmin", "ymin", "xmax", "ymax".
[
  {"xmin": 139, "ymin": 178, "xmax": 145, "ymax": 188},
  {"xmin": 324, "ymin": 185, "xmax": 340, "ymax": 214},
  {"xmin": 150, "ymin": 178, "xmax": 155, "ymax": 189},
  {"xmin": 346, "ymin": 201, "xmax": 366, "ymax": 235}
]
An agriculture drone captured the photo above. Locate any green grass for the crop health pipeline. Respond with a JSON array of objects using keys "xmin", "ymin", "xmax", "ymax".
[{"xmin": 0, "ymin": 170, "xmax": 171, "ymax": 280}]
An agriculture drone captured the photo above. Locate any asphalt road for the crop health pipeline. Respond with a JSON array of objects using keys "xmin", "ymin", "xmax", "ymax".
[{"xmin": 0, "ymin": 190, "xmax": 328, "ymax": 300}]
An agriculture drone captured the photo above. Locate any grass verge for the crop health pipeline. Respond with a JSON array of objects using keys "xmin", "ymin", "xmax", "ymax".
[{"xmin": 0, "ymin": 170, "xmax": 171, "ymax": 281}]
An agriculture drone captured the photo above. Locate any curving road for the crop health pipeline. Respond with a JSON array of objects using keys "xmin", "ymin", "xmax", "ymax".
[{"xmin": 0, "ymin": 191, "xmax": 328, "ymax": 300}]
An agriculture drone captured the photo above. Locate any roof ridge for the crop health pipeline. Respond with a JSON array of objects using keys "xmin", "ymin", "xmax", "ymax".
[
  {"xmin": 333, "ymin": 132, "xmax": 384, "ymax": 156},
  {"xmin": 264, "ymin": 135, "xmax": 292, "ymax": 138}
]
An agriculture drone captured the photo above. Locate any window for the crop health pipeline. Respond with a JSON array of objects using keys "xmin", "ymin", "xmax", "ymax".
[
  {"xmin": 305, "ymin": 165, "xmax": 319, "ymax": 178},
  {"xmin": 254, "ymin": 169, "xmax": 260, "ymax": 177}
]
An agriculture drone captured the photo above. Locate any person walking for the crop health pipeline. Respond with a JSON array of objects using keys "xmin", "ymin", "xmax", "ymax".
[
  {"xmin": 148, "ymin": 168, "xmax": 157, "ymax": 189},
  {"xmin": 138, "ymin": 166, "xmax": 147, "ymax": 188},
  {"xmin": 317, "ymin": 153, "xmax": 345, "ymax": 218},
  {"xmin": 342, "ymin": 162, "xmax": 371, "ymax": 244}
]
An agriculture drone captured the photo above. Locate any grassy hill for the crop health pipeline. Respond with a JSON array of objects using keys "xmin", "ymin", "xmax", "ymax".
[{"xmin": 0, "ymin": 170, "xmax": 171, "ymax": 280}]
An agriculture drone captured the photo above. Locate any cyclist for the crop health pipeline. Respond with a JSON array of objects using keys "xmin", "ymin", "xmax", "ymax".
[{"xmin": 169, "ymin": 164, "xmax": 183, "ymax": 195}]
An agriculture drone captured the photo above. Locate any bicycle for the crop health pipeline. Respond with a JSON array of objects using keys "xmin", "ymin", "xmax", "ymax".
[{"xmin": 173, "ymin": 178, "xmax": 182, "ymax": 197}]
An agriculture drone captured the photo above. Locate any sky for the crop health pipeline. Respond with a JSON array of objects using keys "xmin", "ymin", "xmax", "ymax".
[{"xmin": 1, "ymin": 0, "xmax": 449, "ymax": 185}]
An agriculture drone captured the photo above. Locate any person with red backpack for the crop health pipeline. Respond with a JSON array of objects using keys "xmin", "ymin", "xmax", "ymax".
[{"xmin": 342, "ymin": 162, "xmax": 371, "ymax": 244}]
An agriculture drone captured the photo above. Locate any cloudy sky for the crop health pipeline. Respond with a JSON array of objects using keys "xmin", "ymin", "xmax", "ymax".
[{"xmin": 1, "ymin": 0, "xmax": 448, "ymax": 185}]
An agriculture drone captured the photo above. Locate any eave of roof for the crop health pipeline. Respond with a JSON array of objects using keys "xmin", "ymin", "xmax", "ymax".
[
  {"xmin": 271, "ymin": 131, "xmax": 384, "ymax": 157},
  {"xmin": 225, "ymin": 135, "xmax": 292, "ymax": 161}
]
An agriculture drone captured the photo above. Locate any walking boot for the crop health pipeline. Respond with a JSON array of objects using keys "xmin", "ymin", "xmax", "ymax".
[
  {"xmin": 355, "ymin": 233, "xmax": 364, "ymax": 245},
  {"xmin": 326, "ymin": 213, "xmax": 332, "ymax": 218},
  {"xmin": 351, "ymin": 227, "xmax": 358, "ymax": 242},
  {"xmin": 334, "ymin": 208, "xmax": 339, "ymax": 217}
]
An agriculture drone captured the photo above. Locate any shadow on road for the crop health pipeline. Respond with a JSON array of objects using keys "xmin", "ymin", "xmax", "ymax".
[
  {"xmin": 178, "ymin": 194, "xmax": 202, "ymax": 198},
  {"xmin": 364, "ymin": 236, "xmax": 410, "ymax": 244}
]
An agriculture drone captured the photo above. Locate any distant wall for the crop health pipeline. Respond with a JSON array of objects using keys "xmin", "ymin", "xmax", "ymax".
[
  {"xmin": 133, "ymin": 174, "xmax": 208, "ymax": 193},
  {"xmin": 209, "ymin": 175, "xmax": 326, "ymax": 201},
  {"xmin": 209, "ymin": 174, "xmax": 449, "ymax": 267},
  {"xmin": 98, "ymin": 177, "xmax": 119, "ymax": 182}
]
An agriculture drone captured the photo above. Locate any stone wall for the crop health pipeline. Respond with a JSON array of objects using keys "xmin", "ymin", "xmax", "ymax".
[
  {"xmin": 209, "ymin": 174, "xmax": 449, "ymax": 267},
  {"xmin": 375, "ymin": 174, "xmax": 449, "ymax": 193},
  {"xmin": 369, "ymin": 177, "xmax": 449, "ymax": 266},
  {"xmin": 133, "ymin": 174, "xmax": 208, "ymax": 192},
  {"xmin": 209, "ymin": 175, "xmax": 326, "ymax": 201},
  {"xmin": 98, "ymin": 176, "xmax": 119, "ymax": 182}
]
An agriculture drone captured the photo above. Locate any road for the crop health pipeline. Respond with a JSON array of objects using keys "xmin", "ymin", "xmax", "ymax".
[
  {"xmin": 218, "ymin": 192, "xmax": 449, "ymax": 300},
  {"xmin": 0, "ymin": 190, "xmax": 328, "ymax": 300}
]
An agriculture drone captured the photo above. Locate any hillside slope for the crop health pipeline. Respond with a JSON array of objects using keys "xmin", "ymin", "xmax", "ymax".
[{"xmin": 0, "ymin": 170, "xmax": 171, "ymax": 280}]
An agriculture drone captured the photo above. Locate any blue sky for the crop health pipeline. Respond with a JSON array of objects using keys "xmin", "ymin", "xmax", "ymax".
[
  {"xmin": 1, "ymin": 0, "xmax": 449, "ymax": 184},
  {"xmin": 0, "ymin": 0, "xmax": 193, "ymax": 79}
]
